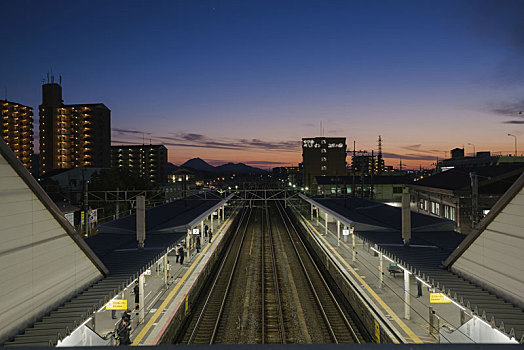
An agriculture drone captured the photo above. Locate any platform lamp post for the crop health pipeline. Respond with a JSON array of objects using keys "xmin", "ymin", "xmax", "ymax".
[
  {"xmin": 467, "ymin": 143, "xmax": 476, "ymax": 157},
  {"xmin": 508, "ymin": 133, "xmax": 517, "ymax": 157}
]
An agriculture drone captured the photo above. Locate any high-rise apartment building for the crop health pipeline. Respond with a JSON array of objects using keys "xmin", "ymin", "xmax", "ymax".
[
  {"xmin": 39, "ymin": 83, "xmax": 110, "ymax": 175},
  {"xmin": 0, "ymin": 100, "xmax": 34, "ymax": 172},
  {"xmin": 302, "ymin": 137, "xmax": 346, "ymax": 192},
  {"xmin": 111, "ymin": 145, "xmax": 168, "ymax": 184}
]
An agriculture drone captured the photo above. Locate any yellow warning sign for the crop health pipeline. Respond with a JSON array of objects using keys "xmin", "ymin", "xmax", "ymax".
[
  {"xmin": 374, "ymin": 319, "xmax": 380, "ymax": 343},
  {"xmin": 106, "ymin": 300, "xmax": 127, "ymax": 310},
  {"xmin": 430, "ymin": 293, "xmax": 451, "ymax": 303}
]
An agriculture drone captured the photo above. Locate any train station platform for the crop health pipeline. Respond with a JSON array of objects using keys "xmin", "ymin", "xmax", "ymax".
[
  {"xmin": 3, "ymin": 193, "xmax": 234, "ymax": 347},
  {"xmin": 292, "ymin": 196, "xmax": 521, "ymax": 344},
  {"xmin": 129, "ymin": 216, "xmax": 234, "ymax": 345}
]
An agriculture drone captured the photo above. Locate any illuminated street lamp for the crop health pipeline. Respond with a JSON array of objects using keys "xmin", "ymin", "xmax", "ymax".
[{"xmin": 508, "ymin": 134, "xmax": 518, "ymax": 156}]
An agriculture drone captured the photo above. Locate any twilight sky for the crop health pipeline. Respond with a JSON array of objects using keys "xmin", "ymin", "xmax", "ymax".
[{"xmin": 1, "ymin": 0, "xmax": 524, "ymax": 169}]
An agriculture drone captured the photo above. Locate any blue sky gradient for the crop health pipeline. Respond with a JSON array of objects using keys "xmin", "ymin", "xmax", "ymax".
[{"xmin": 1, "ymin": 0, "xmax": 523, "ymax": 168}]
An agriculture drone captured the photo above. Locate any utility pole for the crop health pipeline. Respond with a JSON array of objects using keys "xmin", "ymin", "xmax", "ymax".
[
  {"xmin": 470, "ymin": 172, "xmax": 479, "ymax": 229},
  {"xmin": 83, "ymin": 181, "xmax": 89, "ymax": 236},
  {"xmin": 115, "ymin": 187, "xmax": 119, "ymax": 219},
  {"xmin": 370, "ymin": 150, "xmax": 374, "ymax": 200}
]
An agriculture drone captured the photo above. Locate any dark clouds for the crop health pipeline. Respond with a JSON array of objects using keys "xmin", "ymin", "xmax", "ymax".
[
  {"xmin": 382, "ymin": 152, "xmax": 438, "ymax": 162},
  {"xmin": 488, "ymin": 99, "xmax": 524, "ymax": 124},
  {"xmin": 114, "ymin": 131, "xmax": 301, "ymax": 153},
  {"xmin": 112, "ymin": 128, "xmax": 152, "ymax": 135}
]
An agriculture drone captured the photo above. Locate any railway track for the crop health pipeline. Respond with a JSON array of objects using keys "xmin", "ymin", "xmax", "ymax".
[
  {"xmin": 261, "ymin": 205, "xmax": 286, "ymax": 343},
  {"xmin": 176, "ymin": 199, "xmax": 365, "ymax": 344},
  {"xmin": 275, "ymin": 200, "xmax": 362, "ymax": 343},
  {"xmin": 182, "ymin": 206, "xmax": 253, "ymax": 344}
]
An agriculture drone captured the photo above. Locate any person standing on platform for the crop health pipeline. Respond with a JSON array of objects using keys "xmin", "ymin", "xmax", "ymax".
[
  {"xmin": 133, "ymin": 282, "xmax": 139, "ymax": 310},
  {"xmin": 115, "ymin": 311, "xmax": 132, "ymax": 345},
  {"xmin": 175, "ymin": 244, "xmax": 180, "ymax": 263},
  {"xmin": 416, "ymin": 280, "xmax": 423, "ymax": 298},
  {"xmin": 179, "ymin": 245, "xmax": 185, "ymax": 264},
  {"xmin": 204, "ymin": 224, "xmax": 209, "ymax": 237},
  {"xmin": 208, "ymin": 230, "xmax": 212, "ymax": 243},
  {"xmin": 196, "ymin": 236, "xmax": 201, "ymax": 253}
]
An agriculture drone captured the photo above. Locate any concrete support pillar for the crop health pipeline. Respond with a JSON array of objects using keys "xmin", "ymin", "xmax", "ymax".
[
  {"xmin": 163, "ymin": 253, "xmax": 168, "ymax": 286},
  {"xmin": 337, "ymin": 220, "xmax": 340, "ymax": 246},
  {"xmin": 311, "ymin": 205, "xmax": 313, "ymax": 220},
  {"xmin": 316, "ymin": 208, "xmax": 319, "ymax": 225},
  {"xmin": 200, "ymin": 220, "xmax": 204, "ymax": 247},
  {"xmin": 325, "ymin": 212, "xmax": 328, "ymax": 236},
  {"xmin": 139, "ymin": 274, "xmax": 145, "ymax": 323},
  {"xmin": 186, "ymin": 228, "xmax": 190, "ymax": 262},
  {"xmin": 379, "ymin": 252, "xmax": 384, "ymax": 288},
  {"xmin": 136, "ymin": 196, "xmax": 145, "ymax": 248},
  {"xmin": 404, "ymin": 269, "xmax": 411, "ymax": 320},
  {"xmin": 352, "ymin": 230, "xmax": 356, "ymax": 262},
  {"xmin": 402, "ymin": 188, "xmax": 411, "ymax": 245},
  {"xmin": 222, "ymin": 205, "xmax": 225, "ymax": 220}
]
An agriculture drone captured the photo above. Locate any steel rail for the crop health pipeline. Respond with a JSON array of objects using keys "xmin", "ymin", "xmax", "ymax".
[
  {"xmin": 264, "ymin": 205, "xmax": 286, "ymax": 343},
  {"xmin": 209, "ymin": 207, "xmax": 253, "ymax": 344},
  {"xmin": 275, "ymin": 200, "xmax": 361, "ymax": 343},
  {"xmin": 187, "ymin": 206, "xmax": 251, "ymax": 344}
]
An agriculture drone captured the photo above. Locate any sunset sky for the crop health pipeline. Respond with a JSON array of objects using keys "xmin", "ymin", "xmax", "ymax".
[{"xmin": 1, "ymin": 0, "xmax": 524, "ymax": 169}]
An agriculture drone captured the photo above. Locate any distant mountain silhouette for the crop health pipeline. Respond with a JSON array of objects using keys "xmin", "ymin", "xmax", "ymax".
[
  {"xmin": 181, "ymin": 158, "xmax": 216, "ymax": 172},
  {"xmin": 180, "ymin": 158, "xmax": 266, "ymax": 175}
]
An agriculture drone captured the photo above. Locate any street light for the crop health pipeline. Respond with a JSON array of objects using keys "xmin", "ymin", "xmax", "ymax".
[
  {"xmin": 508, "ymin": 134, "xmax": 517, "ymax": 156},
  {"xmin": 467, "ymin": 143, "xmax": 476, "ymax": 157}
]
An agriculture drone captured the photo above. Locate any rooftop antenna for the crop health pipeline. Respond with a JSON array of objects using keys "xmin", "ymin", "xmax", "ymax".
[
  {"xmin": 149, "ymin": 138, "xmax": 152, "ymax": 145},
  {"xmin": 47, "ymin": 72, "xmax": 50, "ymax": 83},
  {"xmin": 59, "ymin": 75, "xmax": 62, "ymax": 85}
]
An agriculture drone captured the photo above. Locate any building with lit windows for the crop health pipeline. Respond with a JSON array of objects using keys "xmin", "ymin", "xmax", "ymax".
[
  {"xmin": 0, "ymin": 100, "xmax": 33, "ymax": 172},
  {"xmin": 39, "ymin": 82, "xmax": 110, "ymax": 175},
  {"xmin": 111, "ymin": 144, "xmax": 168, "ymax": 184},
  {"xmin": 408, "ymin": 164, "xmax": 524, "ymax": 234},
  {"xmin": 302, "ymin": 137, "xmax": 346, "ymax": 193}
]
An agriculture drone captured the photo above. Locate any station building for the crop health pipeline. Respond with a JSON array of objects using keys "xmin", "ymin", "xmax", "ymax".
[{"xmin": 407, "ymin": 164, "xmax": 524, "ymax": 234}]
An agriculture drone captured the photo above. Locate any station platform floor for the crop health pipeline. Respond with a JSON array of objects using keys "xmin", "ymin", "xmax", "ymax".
[
  {"xmin": 122, "ymin": 216, "xmax": 233, "ymax": 345},
  {"xmin": 300, "ymin": 212, "xmax": 471, "ymax": 344},
  {"xmin": 116, "ymin": 208, "xmax": 473, "ymax": 345}
]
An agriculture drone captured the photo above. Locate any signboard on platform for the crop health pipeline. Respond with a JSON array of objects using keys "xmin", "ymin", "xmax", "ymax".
[
  {"xmin": 106, "ymin": 300, "xmax": 127, "ymax": 310},
  {"xmin": 342, "ymin": 229, "xmax": 350, "ymax": 236},
  {"xmin": 88, "ymin": 209, "xmax": 97, "ymax": 223},
  {"xmin": 65, "ymin": 213, "xmax": 74, "ymax": 226},
  {"xmin": 430, "ymin": 293, "xmax": 451, "ymax": 303},
  {"xmin": 193, "ymin": 228, "xmax": 200, "ymax": 235},
  {"xmin": 144, "ymin": 269, "xmax": 151, "ymax": 275}
]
